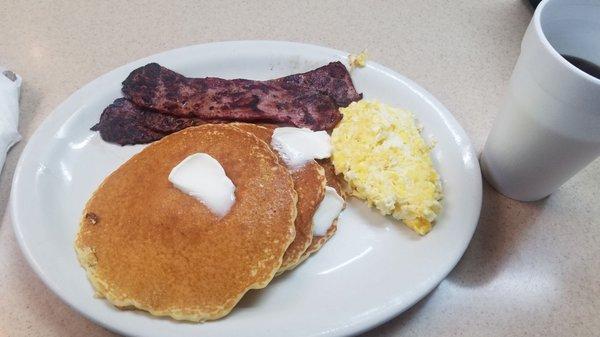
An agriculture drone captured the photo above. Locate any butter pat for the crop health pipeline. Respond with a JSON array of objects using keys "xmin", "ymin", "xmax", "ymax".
[
  {"xmin": 168, "ymin": 153, "xmax": 236, "ymax": 218},
  {"xmin": 271, "ymin": 127, "xmax": 331, "ymax": 169},
  {"xmin": 312, "ymin": 187, "xmax": 345, "ymax": 236}
]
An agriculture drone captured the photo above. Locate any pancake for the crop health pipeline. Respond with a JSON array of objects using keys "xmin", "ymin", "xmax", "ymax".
[
  {"xmin": 296, "ymin": 159, "xmax": 346, "ymax": 265},
  {"xmin": 232, "ymin": 123, "xmax": 326, "ymax": 273},
  {"xmin": 75, "ymin": 124, "xmax": 297, "ymax": 321}
]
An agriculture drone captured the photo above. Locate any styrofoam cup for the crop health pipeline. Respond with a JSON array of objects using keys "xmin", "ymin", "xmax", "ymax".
[{"xmin": 481, "ymin": 0, "xmax": 600, "ymax": 201}]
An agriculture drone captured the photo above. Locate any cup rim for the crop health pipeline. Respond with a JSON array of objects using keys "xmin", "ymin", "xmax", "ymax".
[{"xmin": 535, "ymin": 0, "xmax": 600, "ymax": 86}]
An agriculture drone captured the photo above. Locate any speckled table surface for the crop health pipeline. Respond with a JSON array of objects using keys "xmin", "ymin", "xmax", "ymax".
[{"xmin": 0, "ymin": 1, "xmax": 598, "ymax": 336}]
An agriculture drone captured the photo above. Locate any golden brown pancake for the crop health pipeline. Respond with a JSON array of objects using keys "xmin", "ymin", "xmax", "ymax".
[
  {"xmin": 296, "ymin": 159, "xmax": 346, "ymax": 265},
  {"xmin": 75, "ymin": 124, "xmax": 297, "ymax": 321},
  {"xmin": 232, "ymin": 123, "xmax": 326, "ymax": 273}
]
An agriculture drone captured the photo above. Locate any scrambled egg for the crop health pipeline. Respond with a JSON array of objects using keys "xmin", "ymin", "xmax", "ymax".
[
  {"xmin": 331, "ymin": 100, "xmax": 442, "ymax": 235},
  {"xmin": 348, "ymin": 50, "xmax": 367, "ymax": 70}
]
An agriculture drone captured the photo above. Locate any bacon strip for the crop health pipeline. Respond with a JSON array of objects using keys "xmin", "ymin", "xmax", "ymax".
[{"xmin": 93, "ymin": 62, "xmax": 361, "ymax": 145}]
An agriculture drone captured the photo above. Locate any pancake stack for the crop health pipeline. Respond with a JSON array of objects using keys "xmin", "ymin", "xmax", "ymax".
[{"xmin": 75, "ymin": 123, "xmax": 345, "ymax": 322}]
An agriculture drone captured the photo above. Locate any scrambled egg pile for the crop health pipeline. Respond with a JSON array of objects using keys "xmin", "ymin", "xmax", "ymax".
[{"xmin": 331, "ymin": 100, "xmax": 442, "ymax": 235}]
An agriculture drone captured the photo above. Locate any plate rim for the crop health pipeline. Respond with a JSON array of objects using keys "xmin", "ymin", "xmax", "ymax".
[{"xmin": 10, "ymin": 40, "xmax": 482, "ymax": 337}]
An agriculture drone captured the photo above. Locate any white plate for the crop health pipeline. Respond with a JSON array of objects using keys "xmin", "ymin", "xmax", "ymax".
[{"xmin": 11, "ymin": 41, "xmax": 481, "ymax": 337}]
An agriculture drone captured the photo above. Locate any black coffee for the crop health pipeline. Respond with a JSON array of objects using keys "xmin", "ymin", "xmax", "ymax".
[{"xmin": 561, "ymin": 54, "xmax": 600, "ymax": 80}]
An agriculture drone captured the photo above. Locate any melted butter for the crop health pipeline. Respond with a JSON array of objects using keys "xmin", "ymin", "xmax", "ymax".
[
  {"xmin": 168, "ymin": 153, "xmax": 235, "ymax": 218},
  {"xmin": 312, "ymin": 187, "xmax": 345, "ymax": 236},
  {"xmin": 271, "ymin": 127, "xmax": 331, "ymax": 170}
]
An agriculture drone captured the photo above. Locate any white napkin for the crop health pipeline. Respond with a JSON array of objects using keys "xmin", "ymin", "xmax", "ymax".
[{"xmin": 0, "ymin": 68, "xmax": 21, "ymax": 173}]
